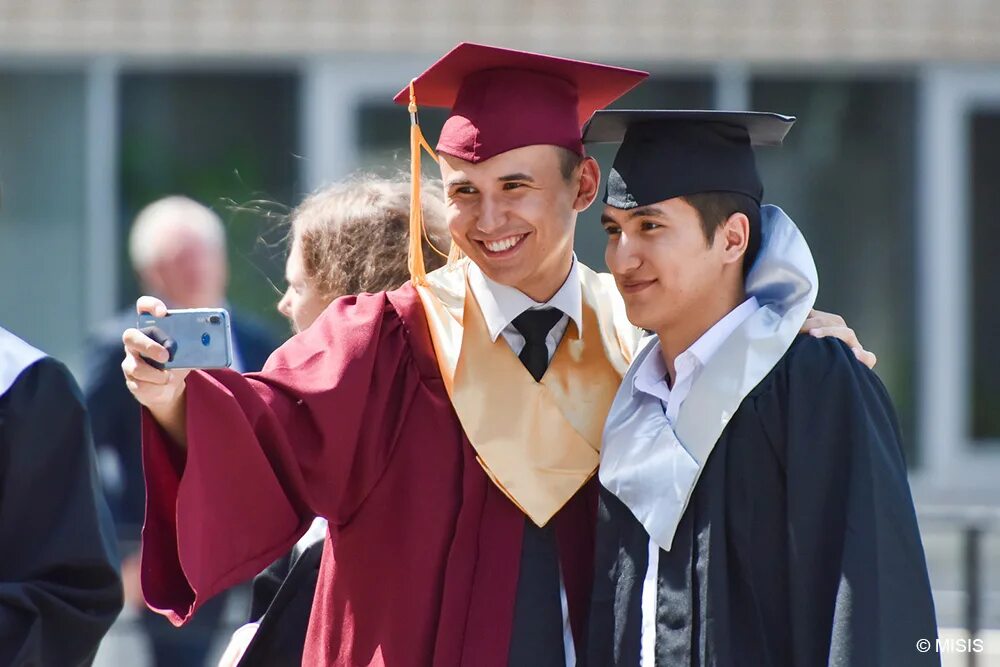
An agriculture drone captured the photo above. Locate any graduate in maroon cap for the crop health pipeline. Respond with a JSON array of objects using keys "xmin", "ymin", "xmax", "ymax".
[{"xmin": 122, "ymin": 43, "xmax": 873, "ymax": 667}]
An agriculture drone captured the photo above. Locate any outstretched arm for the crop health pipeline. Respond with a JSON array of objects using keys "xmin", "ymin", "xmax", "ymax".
[{"xmin": 138, "ymin": 291, "xmax": 422, "ymax": 625}]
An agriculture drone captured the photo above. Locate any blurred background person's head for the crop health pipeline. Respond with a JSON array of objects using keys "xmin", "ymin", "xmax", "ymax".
[
  {"xmin": 128, "ymin": 196, "xmax": 229, "ymax": 309},
  {"xmin": 278, "ymin": 176, "xmax": 449, "ymax": 333}
]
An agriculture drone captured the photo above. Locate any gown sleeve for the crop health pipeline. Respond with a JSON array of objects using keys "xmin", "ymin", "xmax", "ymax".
[
  {"xmin": 140, "ymin": 291, "xmax": 424, "ymax": 624},
  {"xmin": 757, "ymin": 335, "xmax": 940, "ymax": 667},
  {"xmin": 0, "ymin": 358, "xmax": 124, "ymax": 666}
]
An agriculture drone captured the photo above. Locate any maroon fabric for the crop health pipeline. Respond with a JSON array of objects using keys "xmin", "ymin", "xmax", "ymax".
[
  {"xmin": 392, "ymin": 42, "xmax": 647, "ymax": 163},
  {"xmin": 140, "ymin": 283, "xmax": 601, "ymax": 666}
]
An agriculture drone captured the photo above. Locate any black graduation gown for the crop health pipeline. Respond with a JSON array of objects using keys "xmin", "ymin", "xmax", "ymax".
[
  {"xmin": 0, "ymin": 355, "xmax": 123, "ymax": 665},
  {"xmin": 588, "ymin": 335, "xmax": 939, "ymax": 667},
  {"xmin": 238, "ymin": 538, "xmax": 324, "ymax": 666}
]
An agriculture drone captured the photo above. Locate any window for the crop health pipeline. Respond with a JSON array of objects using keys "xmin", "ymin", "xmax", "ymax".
[
  {"xmin": 970, "ymin": 109, "xmax": 1000, "ymax": 442},
  {"xmin": 0, "ymin": 72, "xmax": 87, "ymax": 368},
  {"xmin": 118, "ymin": 71, "xmax": 300, "ymax": 334},
  {"xmin": 752, "ymin": 77, "xmax": 919, "ymax": 460},
  {"xmin": 356, "ymin": 101, "xmax": 448, "ymax": 172}
]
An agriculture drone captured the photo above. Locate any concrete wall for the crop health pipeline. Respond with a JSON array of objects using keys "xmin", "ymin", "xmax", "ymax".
[{"xmin": 0, "ymin": 0, "xmax": 998, "ymax": 62}]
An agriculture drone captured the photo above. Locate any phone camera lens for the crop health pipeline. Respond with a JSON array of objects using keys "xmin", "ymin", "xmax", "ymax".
[
  {"xmin": 201, "ymin": 333, "xmax": 211, "ymax": 347},
  {"xmin": 209, "ymin": 315, "xmax": 221, "ymax": 325}
]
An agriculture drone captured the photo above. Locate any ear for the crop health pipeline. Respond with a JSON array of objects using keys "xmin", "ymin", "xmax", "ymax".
[
  {"xmin": 719, "ymin": 212, "xmax": 750, "ymax": 266},
  {"xmin": 572, "ymin": 156, "xmax": 601, "ymax": 212}
]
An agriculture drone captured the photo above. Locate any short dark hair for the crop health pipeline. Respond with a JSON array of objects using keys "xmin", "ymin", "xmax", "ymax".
[
  {"xmin": 680, "ymin": 191, "xmax": 761, "ymax": 278},
  {"xmin": 557, "ymin": 148, "xmax": 585, "ymax": 182}
]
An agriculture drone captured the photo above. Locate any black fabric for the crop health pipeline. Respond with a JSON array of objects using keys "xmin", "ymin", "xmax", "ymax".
[
  {"xmin": 0, "ymin": 357, "xmax": 123, "ymax": 665},
  {"xmin": 512, "ymin": 308, "xmax": 564, "ymax": 381},
  {"xmin": 248, "ymin": 553, "xmax": 293, "ymax": 624},
  {"xmin": 508, "ymin": 307, "xmax": 567, "ymax": 666},
  {"xmin": 238, "ymin": 540, "xmax": 324, "ymax": 667},
  {"xmin": 580, "ymin": 110, "xmax": 795, "ymax": 209},
  {"xmin": 587, "ymin": 335, "xmax": 940, "ymax": 667}
]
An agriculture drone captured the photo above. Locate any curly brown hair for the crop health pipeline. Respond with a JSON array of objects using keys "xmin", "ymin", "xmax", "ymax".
[{"xmin": 290, "ymin": 176, "xmax": 450, "ymax": 299}]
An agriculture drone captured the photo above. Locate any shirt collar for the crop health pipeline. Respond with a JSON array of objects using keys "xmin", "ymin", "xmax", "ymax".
[
  {"xmin": 632, "ymin": 338, "xmax": 670, "ymax": 403},
  {"xmin": 467, "ymin": 255, "xmax": 584, "ymax": 342},
  {"xmin": 686, "ymin": 296, "xmax": 760, "ymax": 367},
  {"xmin": 631, "ymin": 296, "xmax": 760, "ymax": 398}
]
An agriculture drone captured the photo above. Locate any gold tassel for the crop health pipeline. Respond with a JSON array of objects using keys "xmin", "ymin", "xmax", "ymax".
[{"xmin": 407, "ymin": 80, "xmax": 442, "ymax": 286}]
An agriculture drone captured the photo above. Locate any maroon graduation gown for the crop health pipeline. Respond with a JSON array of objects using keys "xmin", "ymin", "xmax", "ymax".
[{"xmin": 140, "ymin": 283, "xmax": 598, "ymax": 666}]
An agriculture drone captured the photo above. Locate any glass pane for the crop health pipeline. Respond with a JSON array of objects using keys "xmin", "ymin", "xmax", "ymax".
[
  {"xmin": 752, "ymin": 77, "xmax": 919, "ymax": 462},
  {"xmin": 0, "ymin": 72, "xmax": 87, "ymax": 371},
  {"xmin": 970, "ymin": 110, "xmax": 1000, "ymax": 442},
  {"xmin": 357, "ymin": 102, "xmax": 449, "ymax": 172},
  {"xmin": 119, "ymin": 71, "xmax": 300, "ymax": 335}
]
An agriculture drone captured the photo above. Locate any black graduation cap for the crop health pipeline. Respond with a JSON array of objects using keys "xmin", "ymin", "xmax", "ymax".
[{"xmin": 582, "ymin": 110, "xmax": 795, "ymax": 208}]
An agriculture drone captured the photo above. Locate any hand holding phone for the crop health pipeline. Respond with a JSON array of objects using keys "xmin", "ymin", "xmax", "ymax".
[
  {"xmin": 121, "ymin": 296, "xmax": 195, "ymax": 448},
  {"xmin": 136, "ymin": 325, "xmax": 178, "ymax": 370}
]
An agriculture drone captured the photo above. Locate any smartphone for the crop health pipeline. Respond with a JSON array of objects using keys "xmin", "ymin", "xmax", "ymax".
[{"xmin": 137, "ymin": 308, "xmax": 234, "ymax": 369}]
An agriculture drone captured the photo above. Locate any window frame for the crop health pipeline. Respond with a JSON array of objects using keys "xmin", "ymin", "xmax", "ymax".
[{"xmin": 914, "ymin": 66, "xmax": 1000, "ymax": 499}]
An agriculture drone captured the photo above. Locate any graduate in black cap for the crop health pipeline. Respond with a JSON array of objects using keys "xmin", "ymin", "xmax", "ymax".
[{"xmin": 584, "ymin": 111, "xmax": 939, "ymax": 666}]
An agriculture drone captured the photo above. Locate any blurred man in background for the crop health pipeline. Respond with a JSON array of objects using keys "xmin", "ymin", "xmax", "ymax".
[
  {"xmin": 85, "ymin": 196, "xmax": 279, "ymax": 666},
  {"xmin": 0, "ymin": 325, "xmax": 123, "ymax": 665}
]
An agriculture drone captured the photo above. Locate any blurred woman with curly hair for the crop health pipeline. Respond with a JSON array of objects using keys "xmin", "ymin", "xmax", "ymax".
[{"xmin": 220, "ymin": 174, "xmax": 449, "ymax": 667}]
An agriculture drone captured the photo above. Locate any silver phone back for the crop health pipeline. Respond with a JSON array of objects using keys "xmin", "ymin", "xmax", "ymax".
[{"xmin": 137, "ymin": 308, "xmax": 234, "ymax": 369}]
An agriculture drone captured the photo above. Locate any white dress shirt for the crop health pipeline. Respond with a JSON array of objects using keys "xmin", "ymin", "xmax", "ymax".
[
  {"xmin": 467, "ymin": 256, "xmax": 584, "ymax": 358},
  {"xmin": 466, "ymin": 256, "xmax": 584, "ymax": 667},
  {"xmin": 635, "ymin": 297, "xmax": 760, "ymax": 667}
]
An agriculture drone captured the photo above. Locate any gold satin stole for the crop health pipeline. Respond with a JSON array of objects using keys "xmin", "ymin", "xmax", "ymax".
[{"xmin": 415, "ymin": 259, "xmax": 639, "ymax": 527}]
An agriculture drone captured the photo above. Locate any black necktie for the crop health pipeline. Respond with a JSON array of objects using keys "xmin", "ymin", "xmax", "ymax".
[
  {"xmin": 512, "ymin": 308, "xmax": 564, "ymax": 381},
  {"xmin": 507, "ymin": 308, "xmax": 568, "ymax": 666}
]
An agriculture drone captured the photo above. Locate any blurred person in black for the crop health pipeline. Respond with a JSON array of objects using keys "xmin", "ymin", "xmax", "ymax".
[
  {"xmin": 84, "ymin": 196, "xmax": 279, "ymax": 666},
  {"xmin": 218, "ymin": 175, "xmax": 450, "ymax": 667},
  {"xmin": 0, "ymin": 325, "xmax": 123, "ymax": 665}
]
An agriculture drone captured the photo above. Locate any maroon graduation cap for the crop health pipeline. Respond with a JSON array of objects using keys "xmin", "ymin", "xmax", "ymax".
[
  {"xmin": 393, "ymin": 42, "xmax": 648, "ymax": 163},
  {"xmin": 394, "ymin": 43, "xmax": 647, "ymax": 284}
]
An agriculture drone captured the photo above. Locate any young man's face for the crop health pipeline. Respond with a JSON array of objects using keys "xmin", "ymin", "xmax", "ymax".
[
  {"xmin": 602, "ymin": 196, "xmax": 737, "ymax": 334},
  {"xmin": 439, "ymin": 145, "xmax": 598, "ymax": 301}
]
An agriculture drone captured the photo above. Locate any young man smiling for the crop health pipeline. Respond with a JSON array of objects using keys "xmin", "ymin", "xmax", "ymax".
[
  {"xmin": 585, "ymin": 110, "xmax": 938, "ymax": 666},
  {"xmin": 121, "ymin": 46, "xmax": 873, "ymax": 666}
]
